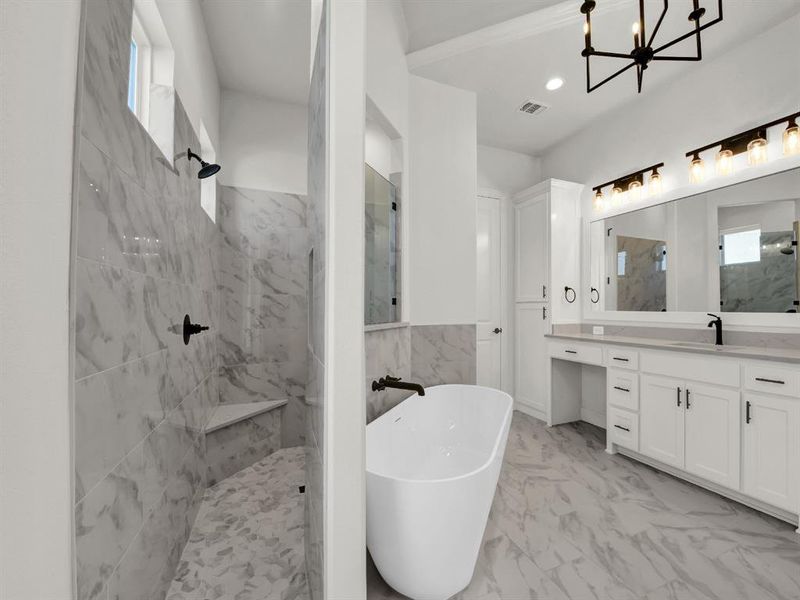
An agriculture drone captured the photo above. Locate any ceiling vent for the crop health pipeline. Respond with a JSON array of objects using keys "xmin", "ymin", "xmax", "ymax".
[{"xmin": 518, "ymin": 100, "xmax": 550, "ymax": 116}]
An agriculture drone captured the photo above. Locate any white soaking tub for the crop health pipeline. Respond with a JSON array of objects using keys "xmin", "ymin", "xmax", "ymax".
[{"xmin": 366, "ymin": 384, "xmax": 513, "ymax": 600}]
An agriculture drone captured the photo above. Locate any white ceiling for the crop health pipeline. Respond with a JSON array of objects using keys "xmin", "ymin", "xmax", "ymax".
[
  {"xmin": 408, "ymin": 0, "xmax": 800, "ymax": 156},
  {"xmin": 200, "ymin": 0, "xmax": 310, "ymax": 104},
  {"xmin": 401, "ymin": 0, "xmax": 565, "ymax": 52}
]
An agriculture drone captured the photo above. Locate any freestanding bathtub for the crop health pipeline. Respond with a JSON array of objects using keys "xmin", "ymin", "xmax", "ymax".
[{"xmin": 366, "ymin": 384, "xmax": 513, "ymax": 600}]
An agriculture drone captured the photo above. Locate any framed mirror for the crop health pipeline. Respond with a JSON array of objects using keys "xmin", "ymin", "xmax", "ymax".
[{"xmin": 590, "ymin": 167, "xmax": 800, "ymax": 315}]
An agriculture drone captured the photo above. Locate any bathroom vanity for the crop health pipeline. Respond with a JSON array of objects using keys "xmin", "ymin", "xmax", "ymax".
[{"xmin": 542, "ymin": 333, "xmax": 800, "ymax": 531}]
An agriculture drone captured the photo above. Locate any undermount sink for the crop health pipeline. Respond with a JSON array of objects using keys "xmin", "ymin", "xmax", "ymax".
[{"xmin": 669, "ymin": 341, "xmax": 745, "ymax": 351}]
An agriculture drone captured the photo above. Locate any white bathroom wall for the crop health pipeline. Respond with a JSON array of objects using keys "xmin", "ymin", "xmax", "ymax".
[
  {"xmin": 156, "ymin": 0, "xmax": 221, "ymax": 153},
  {"xmin": 408, "ymin": 75, "xmax": 478, "ymax": 325},
  {"xmin": 478, "ymin": 144, "xmax": 542, "ymax": 196},
  {"xmin": 0, "ymin": 1, "xmax": 80, "ymax": 598},
  {"xmin": 541, "ymin": 13, "xmax": 800, "ymax": 217},
  {"xmin": 220, "ymin": 90, "xmax": 308, "ymax": 194}
]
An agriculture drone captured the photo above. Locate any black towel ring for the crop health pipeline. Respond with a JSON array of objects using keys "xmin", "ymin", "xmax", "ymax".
[
  {"xmin": 590, "ymin": 287, "xmax": 600, "ymax": 304},
  {"xmin": 564, "ymin": 286, "xmax": 576, "ymax": 303}
]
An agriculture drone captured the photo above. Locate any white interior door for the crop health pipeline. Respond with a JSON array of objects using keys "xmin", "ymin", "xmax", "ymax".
[{"xmin": 477, "ymin": 196, "xmax": 503, "ymax": 389}]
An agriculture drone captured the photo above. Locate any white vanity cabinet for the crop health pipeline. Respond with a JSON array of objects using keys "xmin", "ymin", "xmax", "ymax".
[
  {"xmin": 742, "ymin": 392, "xmax": 800, "ymax": 512},
  {"xmin": 513, "ymin": 179, "xmax": 583, "ymax": 420},
  {"xmin": 640, "ymin": 373, "xmax": 740, "ymax": 489},
  {"xmin": 547, "ymin": 336, "xmax": 800, "ymax": 529}
]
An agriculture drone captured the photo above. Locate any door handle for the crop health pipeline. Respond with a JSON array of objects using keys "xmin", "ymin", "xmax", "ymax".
[
  {"xmin": 492, "ymin": 327, "xmax": 503, "ymax": 334},
  {"xmin": 676, "ymin": 387, "xmax": 682, "ymax": 407}
]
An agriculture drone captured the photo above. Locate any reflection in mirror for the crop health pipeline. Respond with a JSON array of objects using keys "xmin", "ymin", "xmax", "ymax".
[
  {"xmin": 365, "ymin": 164, "xmax": 399, "ymax": 325},
  {"xmin": 590, "ymin": 167, "xmax": 800, "ymax": 314}
]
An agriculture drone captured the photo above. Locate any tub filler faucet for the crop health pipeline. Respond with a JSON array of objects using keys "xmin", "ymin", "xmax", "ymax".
[{"xmin": 372, "ymin": 375, "xmax": 425, "ymax": 396}]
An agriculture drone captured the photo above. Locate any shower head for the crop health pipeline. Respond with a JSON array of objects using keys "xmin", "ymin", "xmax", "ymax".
[{"xmin": 187, "ymin": 148, "xmax": 221, "ymax": 179}]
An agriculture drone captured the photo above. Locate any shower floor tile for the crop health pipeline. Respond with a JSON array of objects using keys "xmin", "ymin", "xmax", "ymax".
[
  {"xmin": 166, "ymin": 446, "xmax": 307, "ymax": 600},
  {"xmin": 368, "ymin": 413, "xmax": 800, "ymax": 600}
]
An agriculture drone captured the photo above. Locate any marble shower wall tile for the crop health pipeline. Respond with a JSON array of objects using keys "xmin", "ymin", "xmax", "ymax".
[
  {"xmin": 215, "ymin": 185, "xmax": 308, "ymax": 449},
  {"xmin": 72, "ymin": 2, "xmax": 218, "ymax": 598},
  {"xmin": 205, "ymin": 409, "xmax": 283, "ymax": 486},
  {"xmin": 365, "ymin": 326, "xmax": 412, "ymax": 422},
  {"xmin": 410, "ymin": 324, "xmax": 477, "ymax": 388},
  {"xmin": 305, "ymin": 11, "xmax": 327, "ymax": 600}
]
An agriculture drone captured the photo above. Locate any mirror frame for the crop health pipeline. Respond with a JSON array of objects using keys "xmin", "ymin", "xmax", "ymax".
[{"xmin": 583, "ymin": 154, "xmax": 800, "ymax": 331}]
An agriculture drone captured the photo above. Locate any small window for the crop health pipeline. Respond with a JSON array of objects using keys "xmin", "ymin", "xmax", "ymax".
[
  {"xmin": 127, "ymin": 40, "xmax": 138, "ymax": 113},
  {"xmin": 721, "ymin": 228, "xmax": 761, "ymax": 265},
  {"xmin": 617, "ymin": 251, "xmax": 627, "ymax": 276}
]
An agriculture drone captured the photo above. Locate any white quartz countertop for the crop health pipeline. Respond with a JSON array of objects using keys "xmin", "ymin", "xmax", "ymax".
[{"xmin": 546, "ymin": 332, "xmax": 800, "ymax": 365}]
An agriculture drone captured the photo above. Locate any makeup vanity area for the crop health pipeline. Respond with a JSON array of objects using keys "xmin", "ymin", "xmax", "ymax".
[{"xmin": 540, "ymin": 165, "xmax": 800, "ymax": 531}]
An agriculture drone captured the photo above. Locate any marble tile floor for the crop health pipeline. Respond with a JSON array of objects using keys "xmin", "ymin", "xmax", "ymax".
[
  {"xmin": 369, "ymin": 413, "xmax": 800, "ymax": 600},
  {"xmin": 166, "ymin": 446, "xmax": 308, "ymax": 600}
]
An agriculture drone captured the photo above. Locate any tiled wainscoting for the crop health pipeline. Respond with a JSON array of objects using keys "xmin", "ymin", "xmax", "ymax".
[
  {"xmin": 365, "ymin": 324, "xmax": 476, "ymax": 422},
  {"xmin": 72, "ymin": 1, "xmax": 218, "ymax": 598}
]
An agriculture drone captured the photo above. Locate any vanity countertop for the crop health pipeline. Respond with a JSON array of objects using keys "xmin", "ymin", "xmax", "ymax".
[{"xmin": 546, "ymin": 332, "xmax": 800, "ymax": 365}]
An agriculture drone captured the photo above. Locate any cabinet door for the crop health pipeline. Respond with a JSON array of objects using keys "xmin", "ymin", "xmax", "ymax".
[
  {"xmin": 640, "ymin": 375, "xmax": 685, "ymax": 468},
  {"xmin": 743, "ymin": 393, "xmax": 800, "ymax": 512},
  {"xmin": 684, "ymin": 384, "xmax": 741, "ymax": 490},
  {"xmin": 514, "ymin": 303, "xmax": 548, "ymax": 412},
  {"xmin": 515, "ymin": 195, "xmax": 548, "ymax": 302}
]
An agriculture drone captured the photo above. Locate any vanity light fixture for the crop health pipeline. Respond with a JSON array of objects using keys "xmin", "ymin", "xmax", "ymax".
[
  {"xmin": 784, "ymin": 119, "xmax": 799, "ymax": 156},
  {"xmin": 686, "ymin": 111, "xmax": 800, "ymax": 183},
  {"xmin": 579, "ymin": 0, "xmax": 723, "ymax": 94},
  {"xmin": 592, "ymin": 162, "xmax": 664, "ymax": 211},
  {"xmin": 715, "ymin": 148, "xmax": 734, "ymax": 176},
  {"xmin": 648, "ymin": 167, "xmax": 662, "ymax": 196},
  {"xmin": 689, "ymin": 153, "xmax": 705, "ymax": 183}
]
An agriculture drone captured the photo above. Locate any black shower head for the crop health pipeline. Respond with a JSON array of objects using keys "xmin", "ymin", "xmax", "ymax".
[{"xmin": 187, "ymin": 147, "xmax": 221, "ymax": 179}]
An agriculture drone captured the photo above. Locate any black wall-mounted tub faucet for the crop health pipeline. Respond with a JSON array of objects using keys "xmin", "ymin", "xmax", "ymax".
[
  {"xmin": 707, "ymin": 313, "xmax": 723, "ymax": 346},
  {"xmin": 372, "ymin": 375, "xmax": 425, "ymax": 396}
]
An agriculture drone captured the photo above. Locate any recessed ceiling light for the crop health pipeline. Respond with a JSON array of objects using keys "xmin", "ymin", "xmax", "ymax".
[{"xmin": 546, "ymin": 77, "xmax": 564, "ymax": 91}]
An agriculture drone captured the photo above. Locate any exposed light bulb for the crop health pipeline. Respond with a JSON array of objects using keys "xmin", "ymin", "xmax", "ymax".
[
  {"xmin": 611, "ymin": 185, "xmax": 624, "ymax": 206},
  {"xmin": 593, "ymin": 190, "xmax": 605, "ymax": 211},
  {"xmin": 689, "ymin": 155, "xmax": 705, "ymax": 184},
  {"xmin": 648, "ymin": 170, "xmax": 662, "ymax": 196},
  {"xmin": 632, "ymin": 22, "xmax": 640, "ymax": 35},
  {"xmin": 747, "ymin": 137, "xmax": 768, "ymax": 166},
  {"xmin": 628, "ymin": 180, "xmax": 642, "ymax": 201},
  {"xmin": 716, "ymin": 149, "xmax": 734, "ymax": 177},
  {"xmin": 583, "ymin": 21, "xmax": 590, "ymax": 35},
  {"xmin": 783, "ymin": 122, "xmax": 799, "ymax": 156}
]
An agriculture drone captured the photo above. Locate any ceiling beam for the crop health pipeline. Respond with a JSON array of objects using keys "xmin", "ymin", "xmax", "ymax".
[{"xmin": 407, "ymin": 0, "xmax": 633, "ymax": 71}]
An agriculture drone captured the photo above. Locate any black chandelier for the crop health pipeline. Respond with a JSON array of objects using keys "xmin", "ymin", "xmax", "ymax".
[{"xmin": 580, "ymin": 0, "xmax": 724, "ymax": 94}]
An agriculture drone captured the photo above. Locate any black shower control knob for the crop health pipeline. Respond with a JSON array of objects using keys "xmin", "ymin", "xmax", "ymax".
[{"xmin": 183, "ymin": 314, "xmax": 209, "ymax": 345}]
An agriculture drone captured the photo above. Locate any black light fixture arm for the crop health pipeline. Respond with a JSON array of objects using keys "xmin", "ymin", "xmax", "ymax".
[{"xmin": 685, "ymin": 111, "xmax": 800, "ymax": 158}]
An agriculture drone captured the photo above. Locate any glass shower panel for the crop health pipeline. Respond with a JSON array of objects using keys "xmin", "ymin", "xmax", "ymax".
[{"xmin": 365, "ymin": 164, "xmax": 399, "ymax": 325}]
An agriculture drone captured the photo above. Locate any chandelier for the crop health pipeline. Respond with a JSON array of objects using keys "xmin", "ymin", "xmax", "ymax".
[{"xmin": 580, "ymin": 0, "xmax": 724, "ymax": 93}]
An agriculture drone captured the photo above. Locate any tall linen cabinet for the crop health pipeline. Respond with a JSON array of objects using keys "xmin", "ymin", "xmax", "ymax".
[{"xmin": 512, "ymin": 179, "xmax": 583, "ymax": 421}]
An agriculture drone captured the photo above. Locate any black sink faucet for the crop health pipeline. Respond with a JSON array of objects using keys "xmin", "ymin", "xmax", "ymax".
[
  {"xmin": 372, "ymin": 375, "xmax": 425, "ymax": 396},
  {"xmin": 707, "ymin": 313, "xmax": 723, "ymax": 346}
]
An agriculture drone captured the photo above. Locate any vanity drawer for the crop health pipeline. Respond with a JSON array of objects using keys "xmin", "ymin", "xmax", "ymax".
[
  {"xmin": 744, "ymin": 363, "xmax": 800, "ymax": 397},
  {"xmin": 608, "ymin": 407, "xmax": 638, "ymax": 452},
  {"xmin": 607, "ymin": 369, "xmax": 639, "ymax": 411},
  {"xmin": 640, "ymin": 350, "xmax": 740, "ymax": 387},
  {"xmin": 605, "ymin": 347, "xmax": 639, "ymax": 370},
  {"xmin": 548, "ymin": 341, "xmax": 603, "ymax": 366}
]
